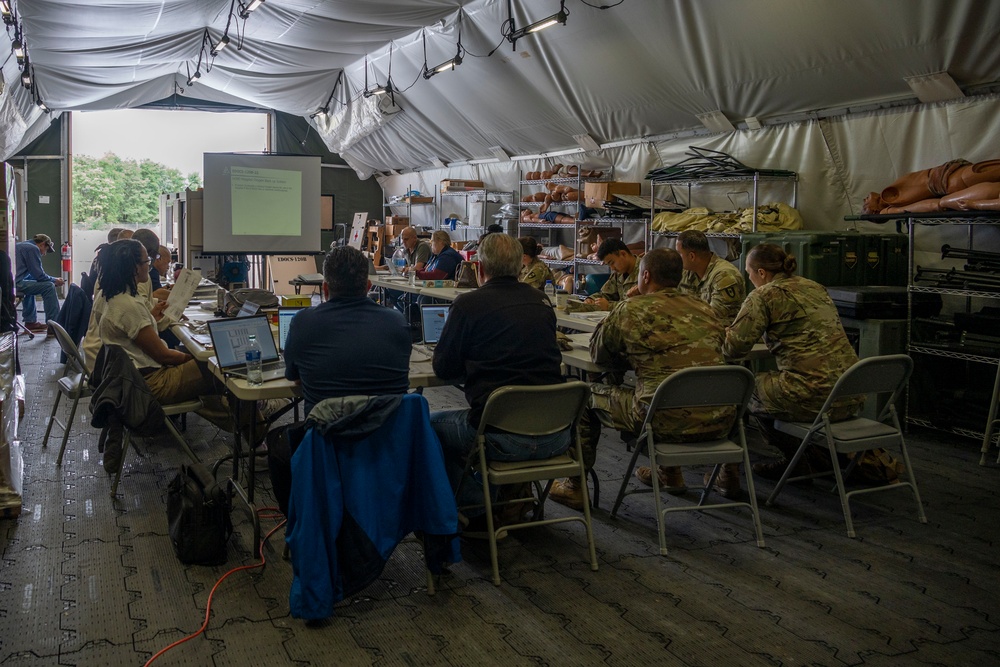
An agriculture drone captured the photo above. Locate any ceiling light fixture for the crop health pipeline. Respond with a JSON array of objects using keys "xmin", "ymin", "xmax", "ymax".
[
  {"xmin": 238, "ymin": 0, "xmax": 264, "ymax": 19},
  {"xmin": 36, "ymin": 98, "xmax": 49, "ymax": 113},
  {"xmin": 310, "ymin": 71, "xmax": 344, "ymax": 119},
  {"xmin": 573, "ymin": 133, "xmax": 601, "ymax": 152},
  {"xmin": 422, "ymin": 17, "xmax": 465, "ymax": 80},
  {"xmin": 506, "ymin": 0, "xmax": 568, "ymax": 48},
  {"xmin": 12, "ymin": 38, "xmax": 24, "ymax": 61},
  {"xmin": 211, "ymin": 34, "xmax": 230, "ymax": 56},
  {"xmin": 363, "ymin": 83, "xmax": 392, "ymax": 98},
  {"xmin": 21, "ymin": 69, "xmax": 31, "ymax": 89},
  {"xmin": 362, "ymin": 51, "xmax": 396, "ymax": 103},
  {"xmin": 0, "ymin": 1, "xmax": 14, "ymax": 26},
  {"xmin": 187, "ymin": 70, "xmax": 201, "ymax": 87}
]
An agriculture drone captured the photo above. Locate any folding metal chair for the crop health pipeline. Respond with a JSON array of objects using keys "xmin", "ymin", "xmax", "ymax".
[
  {"xmin": 460, "ymin": 381, "xmax": 599, "ymax": 586},
  {"xmin": 766, "ymin": 354, "xmax": 927, "ymax": 538},
  {"xmin": 45, "ymin": 321, "xmax": 92, "ymax": 463},
  {"xmin": 610, "ymin": 365, "xmax": 764, "ymax": 556}
]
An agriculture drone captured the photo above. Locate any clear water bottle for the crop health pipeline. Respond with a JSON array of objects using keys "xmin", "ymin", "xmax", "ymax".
[
  {"xmin": 245, "ymin": 334, "xmax": 263, "ymax": 386},
  {"xmin": 391, "ymin": 246, "xmax": 407, "ymax": 275},
  {"xmin": 544, "ymin": 279, "xmax": 556, "ymax": 304}
]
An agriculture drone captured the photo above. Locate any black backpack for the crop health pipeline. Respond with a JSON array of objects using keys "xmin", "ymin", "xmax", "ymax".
[{"xmin": 167, "ymin": 463, "xmax": 233, "ymax": 566}]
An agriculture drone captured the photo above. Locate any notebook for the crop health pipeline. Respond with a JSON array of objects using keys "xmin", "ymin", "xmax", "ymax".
[
  {"xmin": 277, "ymin": 306, "xmax": 306, "ymax": 353},
  {"xmin": 207, "ymin": 315, "xmax": 286, "ymax": 382}
]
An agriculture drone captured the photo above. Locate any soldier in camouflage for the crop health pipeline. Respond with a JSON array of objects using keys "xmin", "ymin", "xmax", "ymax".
[
  {"xmin": 550, "ymin": 248, "xmax": 737, "ymax": 510},
  {"xmin": 676, "ymin": 229, "xmax": 746, "ymax": 324},
  {"xmin": 518, "ymin": 236, "xmax": 554, "ymax": 289},
  {"xmin": 724, "ymin": 243, "xmax": 863, "ymax": 480},
  {"xmin": 567, "ymin": 238, "xmax": 641, "ymax": 313}
]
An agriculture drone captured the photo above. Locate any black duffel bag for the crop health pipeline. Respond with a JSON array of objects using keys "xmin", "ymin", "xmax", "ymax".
[{"xmin": 167, "ymin": 463, "xmax": 233, "ymax": 566}]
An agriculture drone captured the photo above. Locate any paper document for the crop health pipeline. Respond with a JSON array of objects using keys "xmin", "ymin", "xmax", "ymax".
[{"xmin": 165, "ymin": 268, "xmax": 202, "ymax": 321}]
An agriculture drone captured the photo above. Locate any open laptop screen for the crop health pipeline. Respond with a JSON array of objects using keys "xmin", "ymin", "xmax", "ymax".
[
  {"xmin": 420, "ymin": 304, "xmax": 450, "ymax": 345},
  {"xmin": 278, "ymin": 307, "xmax": 305, "ymax": 352},
  {"xmin": 208, "ymin": 315, "xmax": 279, "ymax": 370}
]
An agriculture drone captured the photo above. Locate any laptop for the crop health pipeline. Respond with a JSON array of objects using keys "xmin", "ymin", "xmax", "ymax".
[
  {"xmin": 414, "ymin": 304, "xmax": 450, "ymax": 356},
  {"xmin": 207, "ymin": 315, "xmax": 287, "ymax": 382},
  {"xmin": 277, "ymin": 306, "xmax": 306, "ymax": 353}
]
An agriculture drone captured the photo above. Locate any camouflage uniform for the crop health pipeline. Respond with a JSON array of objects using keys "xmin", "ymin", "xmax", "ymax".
[
  {"xmin": 518, "ymin": 258, "xmax": 554, "ymax": 289},
  {"xmin": 598, "ymin": 254, "xmax": 640, "ymax": 303},
  {"xmin": 678, "ymin": 254, "xmax": 746, "ymax": 324},
  {"xmin": 579, "ymin": 288, "xmax": 733, "ymax": 469},
  {"xmin": 723, "ymin": 274, "xmax": 861, "ymax": 424}
]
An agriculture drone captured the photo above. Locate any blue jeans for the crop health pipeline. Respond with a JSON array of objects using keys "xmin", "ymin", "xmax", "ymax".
[
  {"xmin": 430, "ymin": 408, "xmax": 571, "ymax": 514},
  {"xmin": 16, "ymin": 279, "xmax": 60, "ymax": 324}
]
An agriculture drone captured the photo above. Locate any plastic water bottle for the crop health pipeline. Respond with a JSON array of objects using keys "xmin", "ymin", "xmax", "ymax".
[
  {"xmin": 245, "ymin": 334, "xmax": 263, "ymax": 386},
  {"xmin": 544, "ymin": 280, "xmax": 556, "ymax": 304},
  {"xmin": 392, "ymin": 246, "xmax": 407, "ymax": 275}
]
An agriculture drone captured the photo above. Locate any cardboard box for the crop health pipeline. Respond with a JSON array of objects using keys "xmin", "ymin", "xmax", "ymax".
[
  {"xmin": 404, "ymin": 196, "xmax": 434, "ymax": 204},
  {"xmin": 384, "ymin": 215, "xmax": 410, "ymax": 225},
  {"xmin": 280, "ymin": 295, "xmax": 312, "ymax": 307},
  {"xmin": 584, "ymin": 181, "xmax": 642, "ymax": 208},
  {"xmin": 441, "ymin": 179, "xmax": 485, "ymax": 190}
]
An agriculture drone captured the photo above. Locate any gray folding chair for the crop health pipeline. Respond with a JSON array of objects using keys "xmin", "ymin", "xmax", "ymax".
[
  {"xmin": 766, "ymin": 354, "xmax": 927, "ymax": 538},
  {"xmin": 461, "ymin": 381, "xmax": 598, "ymax": 586},
  {"xmin": 45, "ymin": 321, "xmax": 92, "ymax": 464},
  {"xmin": 610, "ymin": 365, "xmax": 764, "ymax": 556}
]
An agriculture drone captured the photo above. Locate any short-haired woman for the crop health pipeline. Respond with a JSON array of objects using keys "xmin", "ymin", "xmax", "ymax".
[{"xmin": 415, "ymin": 230, "xmax": 463, "ymax": 280}]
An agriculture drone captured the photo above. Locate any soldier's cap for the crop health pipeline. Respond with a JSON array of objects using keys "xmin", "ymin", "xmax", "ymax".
[{"xmin": 32, "ymin": 234, "xmax": 54, "ymax": 253}]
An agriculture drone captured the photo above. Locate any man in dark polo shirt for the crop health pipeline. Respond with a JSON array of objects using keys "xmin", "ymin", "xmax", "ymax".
[
  {"xmin": 268, "ymin": 246, "xmax": 411, "ymax": 512},
  {"xmin": 430, "ymin": 233, "xmax": 568, "ymax": 518}
]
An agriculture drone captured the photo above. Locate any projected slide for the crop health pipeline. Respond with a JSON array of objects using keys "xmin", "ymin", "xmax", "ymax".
[
  {"xmin": 230, "ymin": 167, "xmax": 302, "ymax": 236},
  {"xmin": 203, "ymin": 153, "xmax": 321, "ymax": 254}
]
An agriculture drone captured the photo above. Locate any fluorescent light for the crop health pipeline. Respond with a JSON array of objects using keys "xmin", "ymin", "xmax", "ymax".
[
  {"xmin": 905, "ymin": 71, "xmax": 964, "ymax": 103},
  {"xmin": 508, "ymin": 4, "xmax": 568, "ymax": 44},
  {"xmin": 423, "ymin": 54, "xmax": 463, "ymax": 80},
  {"xmin": 187, "ymin": 71, "xmax": 201, "ymax": 87},
  {"xmin": 0, "ymin": 1, "xmax": 12, "ymax": 25},
  {"xmin": 21, "ymin": 70, "xmax": 31, "ymax": 88},
  {"xmin": 363, "ymin": 83, "xmax": 391, "ymax": 98},
  {"xmin": 12, "ymin": 39, "xmax": 24, "ymax": 60},
  {"xmin": 696, "ymin": 109, "xmax": 736, "ymax": 133},
  {"xmin": 239, "ymin": 0, "xmax": 264, "ymax": 19},
  {"xmin": 37, "ymin": 99, "xmax": 49, "ymax": 113},
  {"xmin": 211, "ymin": 34, "xmax": 230, "ymax": 56}
]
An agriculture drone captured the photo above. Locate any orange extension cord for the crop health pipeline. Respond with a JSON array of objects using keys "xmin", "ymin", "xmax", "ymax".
[{"xmin": 144, "ymin": 508, "xmax": 286, "ymax": 667}]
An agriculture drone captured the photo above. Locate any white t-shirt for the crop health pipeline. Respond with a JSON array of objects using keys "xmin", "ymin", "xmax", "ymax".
[
  {"xmin": 98, "ymin": 292, "xmax": 161, "ymax": 370},
  {"xmin": 83, "ymin": 277, "xmax": 162, "ymax": 372}
]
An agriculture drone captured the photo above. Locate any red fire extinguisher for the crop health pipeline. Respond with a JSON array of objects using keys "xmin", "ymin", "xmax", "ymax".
[{"xmin": 61, "ymin": 242, "xmax": 72, "ymax": 273}]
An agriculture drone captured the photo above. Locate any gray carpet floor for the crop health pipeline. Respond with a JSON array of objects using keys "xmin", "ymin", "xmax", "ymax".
[{"xmin": 2, "ymin": 330, "xmax": 1000, "ymax": 666}]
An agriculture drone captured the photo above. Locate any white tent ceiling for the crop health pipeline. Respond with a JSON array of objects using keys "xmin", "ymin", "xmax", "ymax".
[{"xmin": 2, "ymin": 0, "xmax": 999, "ymax": 175}]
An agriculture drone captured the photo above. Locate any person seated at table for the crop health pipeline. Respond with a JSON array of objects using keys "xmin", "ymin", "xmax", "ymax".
[
  {"xmin": 676, "ymin": 229, "xmax": 745, "ymax": 324},
  {"xmin": 580, "ymin": 238, "xmax": 641, "ymax": 311},
  {"xmin": 429, "ymin": 233, "xmax": 568, "ymax": 525},
  {"xmin": 269, "ymin": 245, "xmax": 412, "ymax": 514},
  {"xmin": 95, "ymin": 240, "xmax": 231, "ymax": 472},
  {"xmin": 149, "ymin": 244, "xmax": 172, "ymax": 296},
  {"xmin": 723, "ymin": 244, "xmax": 868, "ymax": 481},
  {"xmin": 518, "ymin": 236, "xmax": 554, "ymax": 289},
  {"xmin": 550, "ymin": 248, "xmax": 735, "ymax": 509},
  {"xmin": 415, "ymin": 230, "xmax": 462, "ymax": 281},
  {"xmin": 384, "ymin": 226, "xmax": 432, "ymax": 320},
  {"xmin": 82, "ymin": 230, "xmax": 172, "ymax": 372}
]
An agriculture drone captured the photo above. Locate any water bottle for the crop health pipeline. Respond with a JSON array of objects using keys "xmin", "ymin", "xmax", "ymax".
[
  {"xmin": 544, "ymin": 280, "xmax": 556, "ymax": 304},
  {"xmin": 245, "ymin": 334, "xmax": 263, "ymax": 386},
  {"xmin": 391, "ymin": 246, "xmax": 407, "ymax": 275}
]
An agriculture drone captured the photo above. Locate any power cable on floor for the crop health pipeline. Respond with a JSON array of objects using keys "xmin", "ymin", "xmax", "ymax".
[{"xmin": 143, "ymin": 507, "xmax": 286, "ymax": 666}]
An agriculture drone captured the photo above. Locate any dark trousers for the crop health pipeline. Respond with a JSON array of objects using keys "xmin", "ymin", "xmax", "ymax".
[{"xmin": 266, "ymin": 420, "xmax": 308, "ymax": 516}]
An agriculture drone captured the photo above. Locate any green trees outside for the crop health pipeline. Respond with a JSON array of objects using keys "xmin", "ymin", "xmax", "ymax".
[{"xmin": 72, "ymin": 153, "xmax": 202, "ymax": 228}]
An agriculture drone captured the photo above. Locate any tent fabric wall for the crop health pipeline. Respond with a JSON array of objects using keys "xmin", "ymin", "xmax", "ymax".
[{"xmin": 0, "ymin": 1, "xmax": 998, "ymax": 173}]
